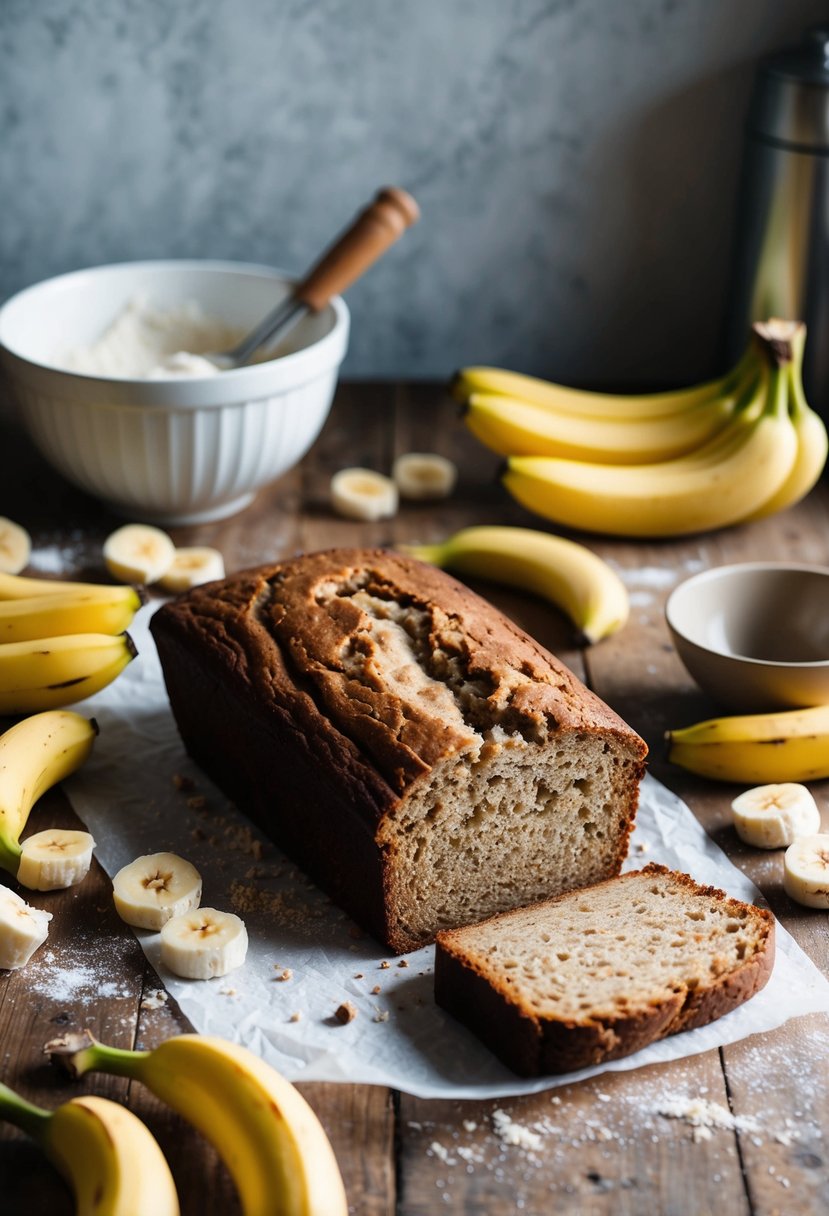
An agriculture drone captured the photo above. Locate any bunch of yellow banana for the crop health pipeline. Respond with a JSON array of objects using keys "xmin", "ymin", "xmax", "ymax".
[
  {"xmin": 403, "ymin": 525, "xmax": 629, "ymax": 643},
  {"xmin": 48, "ymin": 1030, "xmax": 348, "ymax": 1216},
  {"xmin": 0, "ymin": 570, "xmax": 139, "ymax": 713},
  {"xmin": 0, "ymin": 710, "xmax": 97, "ymax": 890},
  {"xmin": 666, "ymin": 703, "xmax": 829, "ymax": 784},
  {"xmin": 0, "ymin": 1079, "xmax": 180, "ymax": 1215},
  {"xmin": 454, "ymin": 320, "xmax": 827, "ymax": 538}
]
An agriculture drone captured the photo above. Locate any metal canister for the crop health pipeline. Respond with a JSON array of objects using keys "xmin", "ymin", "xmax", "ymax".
[{"xmin": 729, "ymin": 27, "xmax": 829, "ymax": 415}]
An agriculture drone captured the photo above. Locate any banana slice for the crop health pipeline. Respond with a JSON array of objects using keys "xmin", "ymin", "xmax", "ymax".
[
  {"xmin": 103, "ymin": 524, "xmax": 175, "ymax": 585},
  {"xmin": 392, "ymin": 453, "xmax": 457, "ymax": 500},
  {"xmin": 157, "ymin": 547, "xmax": 225, "ymax": 593},
  {"xmin": 0, "ymin": 885, "xmax": 51, "ymax": 968},
  {"xmin": 330, "ymin": 468, "xmax": 398, "ymax": 521},
  {"xmin": 731, "ymin": 783, "xmax": 821, "ymax": 849},
  {"xmin": 0, "ymin": 518, "xmax": 32, "ymax": 576},
  {"xmin": 112, "ymin": 852, "xmax": 202, "ymax": 930},
  {"xmin": 17, "ymin": 829, "xmax": 96, "ymax": 890},
  {"xmin": 783, "ymin": 833, "xmax": 829, "ymax": 908},
  {"xmin": 160, "ymin": 907, "xmax": 248, "ymax": 979}
]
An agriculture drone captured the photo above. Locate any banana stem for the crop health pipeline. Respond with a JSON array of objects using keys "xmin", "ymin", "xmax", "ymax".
[
  {"xmin": 47, "ymin": 1032, "xmax": 149, "ymax": 1080},
  {"xmin": 0, "ymin": 1080, "xmax": 50, "ymax": 1139}
]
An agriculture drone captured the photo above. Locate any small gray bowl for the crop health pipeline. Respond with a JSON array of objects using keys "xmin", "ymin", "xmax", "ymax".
[{"xmin": 665, "ymin": 562, "xmax": 829, "ymax": 712}]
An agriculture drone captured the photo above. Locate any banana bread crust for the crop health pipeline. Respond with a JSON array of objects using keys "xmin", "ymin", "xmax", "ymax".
[{"xmin": 151, "ymin": 548, "xmax": 648, "ymax": 951}]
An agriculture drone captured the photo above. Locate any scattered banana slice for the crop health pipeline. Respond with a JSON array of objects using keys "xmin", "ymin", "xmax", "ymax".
[
  {"xmin": 157, "ymin": 547, "xmax": 225, "ymax": 593},
  {"xmin": 0, "ymin": 886, "xmax": 51, "ymax": 968},
  {"xmin": 0, "ymin": 518, "xmax": 32, "ymax": 575},
  {"xmin": 330, "ymin": 468, "xmax": 398, "ymax": 521},
  {"xmin": 160, "ymin": 907, "xmax": 248, "ymax": 979},
  {"xmin": 112, "ymin": 852, "xmax": 203, "ymax": 930},
  {"xmin": 392, "ymin": 453, "xmax": 457, "ymax": 500},
  {"xmin": 17, "ymin": 829, "xmax": 96, "ymax": 890},
  {"xmin": 783, "ymin": 833, "xmax": 829, "ymax": 908},
  {"xmin": 731, "ymin": 783, "xmax": 821, "ymax": 849},
  {"xmin": 103, "ymin": 524, "xmax": 175, "ymax": 585}
]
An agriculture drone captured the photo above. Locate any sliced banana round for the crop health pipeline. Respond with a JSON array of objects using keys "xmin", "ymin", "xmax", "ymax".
[
  {"xmin": 112, "ymin": 852, "xmax": 202, "ymax": 930},
  {"xmin": 392, "ymin": 452, "xmax": 457, "ymax": 500},
  {"xmin": 0, "ymin": 885, "xmax": 51, "ymax": 969},
  {"xmin": 160, "ymin": 907, "xmax": 248, "ymax": 979},
  {"xmin": 0, "ymin": 518, "xmax": 32, "ymax": 576},
  {"xmin": 731, "ymin": 783, "xmax": 821, "ymax": 849},
  {"xmin": 103, "ymin": 524, "xmax": 175, "ymax": 585},
  {"xmin": 783, "ymin": 833, "xmax": 829, "ymax": 908},
  {"xmin": 330, "ymin": 468, "xmax": 398, "ymax": 521},
  {"xmin": 17, "ymin": 829, "xmax": 96, "ymax": 891},
  {"xmin": 157, "ymin": 547, "xmax": 226, "ymax": 593}
]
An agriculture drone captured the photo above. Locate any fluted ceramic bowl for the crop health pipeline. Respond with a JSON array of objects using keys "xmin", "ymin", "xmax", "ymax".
[{"xmin": 0, "ymin": 260, "xmax": 349, "ymax": 524}]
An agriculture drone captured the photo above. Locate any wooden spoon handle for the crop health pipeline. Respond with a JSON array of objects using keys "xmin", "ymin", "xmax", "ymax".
[{"xmin": 296, "ymin": 187, "xmax": 420, "ymax": 311}]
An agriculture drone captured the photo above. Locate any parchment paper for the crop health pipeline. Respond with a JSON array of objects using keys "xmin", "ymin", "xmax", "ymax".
[{"xmin": 63, "ymin": 604, "xmax": 829, "ymax": 1098}]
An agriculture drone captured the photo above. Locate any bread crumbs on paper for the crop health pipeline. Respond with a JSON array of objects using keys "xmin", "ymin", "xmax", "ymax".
[
  {"xmin": 275, "ymin": 968, "xmax": 292, "ymax": 982},
  {"xmin": 172, "ymin": 774, "xmax": 195, "ymax": 792},
  {"xmin": 371, "ymin": 985, "xmax": 381, "ymax": 995},
  {"xmin": 187, "ymin": 795, "xmax": 207, "ymax": 810},
  {"xmin": 289, "ymin": 1012, "xmax": 301, "ymax": 1023},
  {"xmin": 335, "ymin": 1001, "xmax": 357, "ymax": 1024},
  {"xmin": 373, "ymin": 1010, "xmax": 389, "ymax": 1023}
]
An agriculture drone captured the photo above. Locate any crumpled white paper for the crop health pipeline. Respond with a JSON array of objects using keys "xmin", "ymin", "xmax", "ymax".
[{"xmin": 64, "ymin": 604, "xmax": 829, "ymax": 1098}]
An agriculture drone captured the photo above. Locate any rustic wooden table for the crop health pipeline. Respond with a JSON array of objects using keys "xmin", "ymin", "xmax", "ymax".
[{"xmin": 0, "ymin": 382, "xmax": 827, "ymax": 1216}]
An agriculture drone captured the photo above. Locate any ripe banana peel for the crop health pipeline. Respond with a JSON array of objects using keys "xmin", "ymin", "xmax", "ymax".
[
  {"xmin": 403, "ymin": 525, "xmax": 628, "ymax": 643},
  {"xmin": 0, "ymin": 631, "xmax": 136, "ymax": 714},
  {"xmin": 0, "ymin": 585, "xmax": 143, "ymax": 644},
  {"xmin": 458, "ymin": 321, "xmax": 827, "ymax": 538},
  {"xmin": 0, "ymin": 710, "xmax": 97, "ymax": 878},
  {"xmin": 452, "ymin": 351, "xmax": 753, "ymax": 420},
  {"xmin": 48, "ymin": 1031, "xmax": 349, "ymax": 1216},
  {"xmin": 667, "ymin": 703, "xmax": 829, "ymax": 784},
  {"xmin": 0, "ymin": 1081, "xmax": 179, "ymax": 1216}
]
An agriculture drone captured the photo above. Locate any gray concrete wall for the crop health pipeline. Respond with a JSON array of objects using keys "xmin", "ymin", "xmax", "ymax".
[{"xmin": 1, "ymin": 1, "xmax": 825, "ymax": 382}]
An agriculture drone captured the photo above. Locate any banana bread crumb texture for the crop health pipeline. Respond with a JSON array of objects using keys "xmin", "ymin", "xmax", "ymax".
[{"xmin": 435, "ymin": 864, "xmax": 774, "ymax": 1075}]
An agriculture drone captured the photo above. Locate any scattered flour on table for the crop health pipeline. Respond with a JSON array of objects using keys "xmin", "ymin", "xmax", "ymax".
[
  {"xmin": 492, "ymin": 1110, "xmax": 543, "ymax": 1152},
  {"xmin": 655, "ymin": 1096, "xmax": 760, "ymax": 1143}
]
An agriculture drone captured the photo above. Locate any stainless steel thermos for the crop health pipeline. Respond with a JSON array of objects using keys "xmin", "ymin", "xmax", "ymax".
[{"xmin": 729, "ymin": 27, "xmax": 829, "ymax": 416}]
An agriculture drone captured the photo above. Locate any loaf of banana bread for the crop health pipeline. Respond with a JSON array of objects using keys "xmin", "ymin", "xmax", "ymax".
[{"xmin": 150, "ymin": 548, "xmax": 648, "ymax": 952}]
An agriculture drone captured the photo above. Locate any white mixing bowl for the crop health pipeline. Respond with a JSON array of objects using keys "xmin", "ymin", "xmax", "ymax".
[{"xmin": 0, "ymin": 260, "xmax": 349, "ymax": 524}]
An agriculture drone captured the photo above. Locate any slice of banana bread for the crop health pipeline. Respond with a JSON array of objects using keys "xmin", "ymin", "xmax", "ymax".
[
  {"xmin": 434, "ymin": 864, "xmax": 774, "ymax": 1075},
  {"xmin": 150, "ymin": 548, "xmax": 647, "ymax": 952}
]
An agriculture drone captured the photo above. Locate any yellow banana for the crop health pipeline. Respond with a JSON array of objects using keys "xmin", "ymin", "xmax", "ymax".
[
  {"xmin": 48, "ymin": 1032, "xmax": 348, "ymax": 1216},
  {"xmin": 463, "ymin": 387, "xmax": 739, "ymax": 464},
  {"xmin": 403, "ymin": 525, "xmax": 628, "ymax": 643},
  {"xmin": 0, "ymin": 570, "xmax": 139, "ymax": 599},
  {"xmin": 0, "ymin": 710, "xmax": 97, "ymax": 877},
  {"xmin": 0, "ymin": 632, "xmax": 137, "ymax": 714},
  {"xmin": 501, "ymin": 360, "xmax": 798, "ymax": 537},
  {"xmin": 667, "ymin": 703, "xmax": 829, "ymax": 783},
  {"xmin": 0, "ymin": 1081, "xmax": 179, "ymax": 1216},
  {"xmin": 452, "ymin": 348, "xmax": 754, "ymax": 420},
  {"xmin": 0, "ymin": 585, "xmax": 143, "ymax": 643}
]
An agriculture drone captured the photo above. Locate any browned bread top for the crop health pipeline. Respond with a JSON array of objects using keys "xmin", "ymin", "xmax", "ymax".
[
  {"xmin": 434, "ymin": 864, "xmax": 774, "ymax": 1076},
  {"xmin": 151, "ymin": 548, "xmax": 647, "ymax": 824}
]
